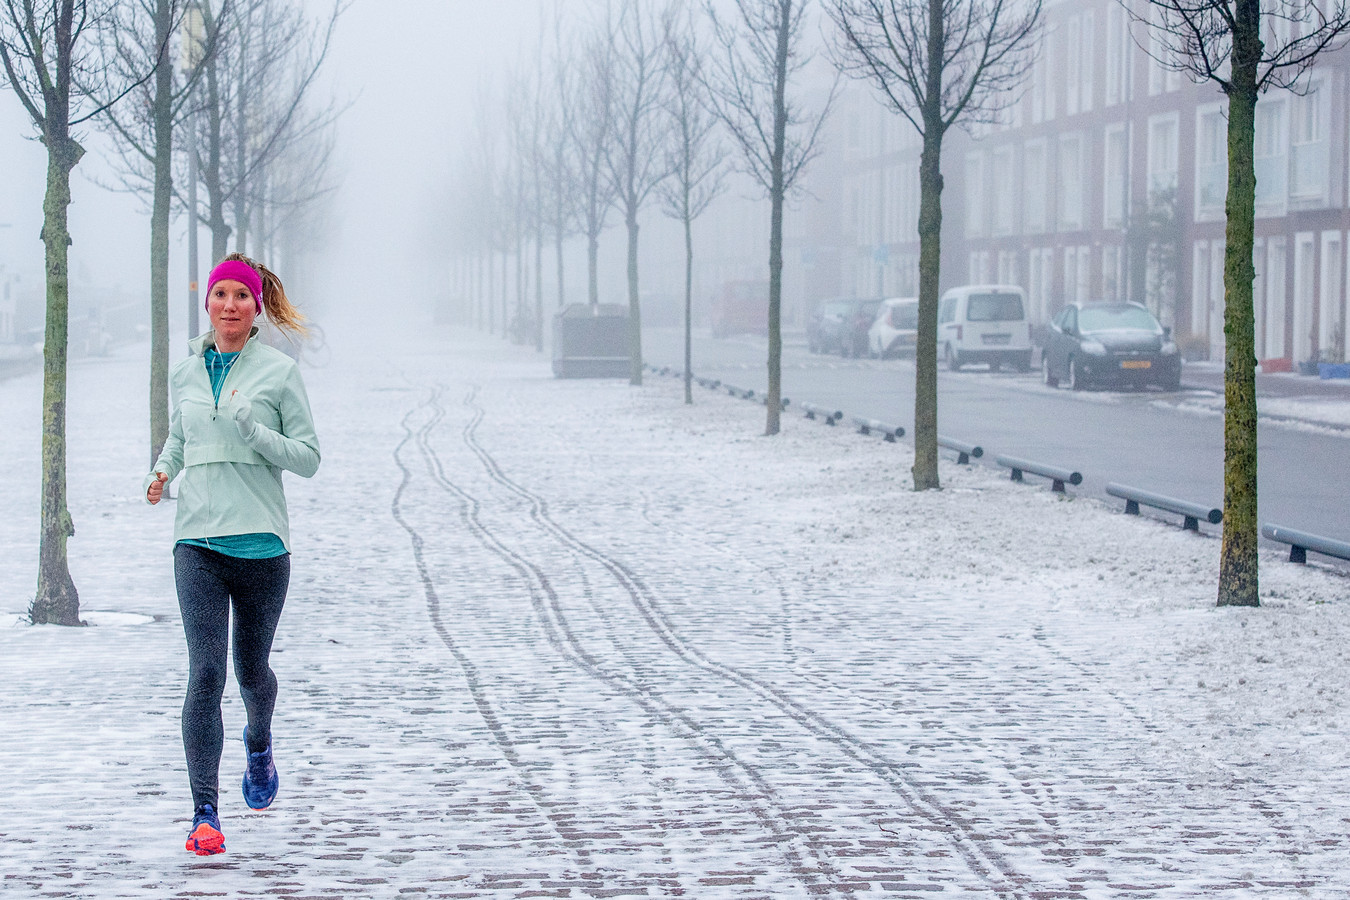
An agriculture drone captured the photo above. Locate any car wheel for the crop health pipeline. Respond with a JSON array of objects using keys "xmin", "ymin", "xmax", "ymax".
[
  {"xmin": 945, "ymin": 343, "xmax": 962, "ymax": 371},
  {"xmin": 1015, "ymin": 351, "xmax": 1032, "ymax": 373},
  {"xmin": 1159, "ymin": 372, "xmax": 1181, "ymax": 392},
  {"xmin": 1042, "ymin": 353, "xmax": 1059, "ymax": 388},
  {"xmin": 1068, "ymin": 356, "xmax": 1087, "ymax": 391}
]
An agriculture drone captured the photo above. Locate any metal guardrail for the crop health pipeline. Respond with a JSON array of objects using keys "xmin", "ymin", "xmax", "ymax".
[
  {"xmin": 851, "ymin": 416, "xmax": 905, "ymax": 442},
  {"xmin": 1106, "ymin": 483, "xmax": 1221, "ymax": 532},
  {"xmin": 1262, "ymin": 523, "xmax": 1350, "ymax": 564},
  {"xmin": 938, "ymin": 435, "xmax": 983, "ymax": 465},
  {"xmin": 995, "ymin": 455, "xmax": 1082, "ymax": 493},
  {"xmin": 800, "ymin": 402, "xmax": 843, "ymax": 425}
]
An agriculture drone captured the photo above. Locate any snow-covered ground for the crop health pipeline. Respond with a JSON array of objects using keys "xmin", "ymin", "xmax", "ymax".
[{"xmin": 2, "ymin": 322, "xmax": 1348, "ymax": 898}]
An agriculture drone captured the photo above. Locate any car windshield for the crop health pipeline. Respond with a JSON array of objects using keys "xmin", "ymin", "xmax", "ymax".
[
  {"xmin": 821, "ymin": 301, "xmax": 852, "ymax": 316},
  {"xmin": 890, "ymin": 303, "xmax": 918, "ymax": 328},
  {"xmin": 966, "ymin": 293, "xmax": 1024, "ymax": 322},
  {"xmin": 1078, "ymin": 305, "xmax": 1160, "ymax": 332}
]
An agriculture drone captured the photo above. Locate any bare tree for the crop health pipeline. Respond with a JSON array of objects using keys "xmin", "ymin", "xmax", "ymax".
[
  {"xmin": 0, "ymin": 0, "xmax": 144, "ymax": 625},
  {"xmin": 99, "ymin": 0, "xmax": 227, "ymax": 469},
  {"xmin": 570, "ymin": 10, "xmax": 620, "ymax": 307},
  {"xmin": 191, "ymin": 0, "xmax": 341, "ymax": 262},
  {"xmin": 1129, "ymin": 0, "xmax": 1350, "ymax": 607},
  {"xmin": 660, "ymin": 4, "xmax": 728, "ymax": 404},
  {"xmin": 703, "ymin": 0, "xmax": 835, "ymax": 435},
  {"xmin": 606, "ymin": 0, "xmax": 673, "ymax": 385},
  {"xmin": 828, "ymin": 0, "xmax": 1041, "ymax": 489},
  {"xmin": 541, "ymin": 9, "xmax": 580, "ymax": 313}
]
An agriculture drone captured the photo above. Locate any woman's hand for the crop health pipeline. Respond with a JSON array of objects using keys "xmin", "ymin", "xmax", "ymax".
[
  {"xmin": 229, "ymin": 389, "xmax": 258, "ymax": 440},
  {"xmin": 147, "ymin": 472, "xmax": 168, "ymax": 505}
]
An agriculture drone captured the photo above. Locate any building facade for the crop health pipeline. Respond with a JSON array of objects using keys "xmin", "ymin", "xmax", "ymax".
[{"xmin": 840, "ymin": 0, "xmax": 1350, "ymax": 364}]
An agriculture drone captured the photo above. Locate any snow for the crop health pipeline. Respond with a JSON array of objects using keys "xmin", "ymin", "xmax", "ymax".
[{"xmin": 2, "ymin": 323, "xmax": 1349, "ymax": 897}]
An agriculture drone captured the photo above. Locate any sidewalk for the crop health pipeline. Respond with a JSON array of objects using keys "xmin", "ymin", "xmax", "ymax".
[{"xmin": 2, "ymin": 322, "xmax": 1349, "ymax": 898}]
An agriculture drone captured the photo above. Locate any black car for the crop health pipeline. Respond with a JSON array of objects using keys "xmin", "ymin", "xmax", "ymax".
[
  {"xmin": 807, "ymin": 297, "xmax": 881, "ymax": 356},
  {"xmin": 1042, "ymin": 302, "xmax": 1182, "ymax": 391}
]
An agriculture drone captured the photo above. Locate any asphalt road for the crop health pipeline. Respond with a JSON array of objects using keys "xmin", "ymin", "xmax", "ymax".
[{"xmin": 643, "ymin": 327, "xmax": 1350, "ymax": 560}]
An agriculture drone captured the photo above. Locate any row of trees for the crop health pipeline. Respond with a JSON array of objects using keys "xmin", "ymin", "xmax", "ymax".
[
  {"xmin": 459, "ymin": 0, "xmax": 1350, "ymax": 610},
  {"xmin": 1, "ymin": 0, "xmax": 342, "ymax": 626}
]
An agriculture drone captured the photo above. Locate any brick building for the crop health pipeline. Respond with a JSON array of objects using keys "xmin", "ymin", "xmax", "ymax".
[{"xmin": 839, "ymin": 0, "xmax": 1350, "ymax": 365}]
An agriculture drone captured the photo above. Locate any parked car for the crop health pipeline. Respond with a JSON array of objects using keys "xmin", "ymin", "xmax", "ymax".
[
  {"xmin": 808, "ymin": 297, "xmax": 879, "ymax": 355},
  {"xmin": 868, "ymin": 297, "xmax": 919, "ymax": 358},
  {"xmin": 938, "ymin": 284, "xmax": 1033, "ymax": 371},
  {"xmin": 1042, "ymin": 301, "xmax": 1182, "ymax": 391}
]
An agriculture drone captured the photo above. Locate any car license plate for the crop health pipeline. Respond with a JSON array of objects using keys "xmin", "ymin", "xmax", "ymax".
[
  {"xmin": 1121, "ymin": 360, "xmax": 1152, "ymax": 369},
  {"xmin": 981, "ymin": 333, "xmax": 1011, "ymax": 345}
]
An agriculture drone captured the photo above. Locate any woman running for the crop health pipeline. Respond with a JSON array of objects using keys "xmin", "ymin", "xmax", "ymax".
[{"xmin": 145, "ymin": 253, "xmax": 320, "ymax": 856}]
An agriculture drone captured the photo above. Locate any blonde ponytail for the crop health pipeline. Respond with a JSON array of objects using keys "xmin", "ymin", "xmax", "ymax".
[{"xmin": 222, "ymin": 252, "xmax": 309, "ymax": 340}]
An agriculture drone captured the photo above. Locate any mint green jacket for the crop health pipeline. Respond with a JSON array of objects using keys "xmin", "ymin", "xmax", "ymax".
[{"xmin": 144, "ymin": 328, "xmax": 320, "ymax": 552}]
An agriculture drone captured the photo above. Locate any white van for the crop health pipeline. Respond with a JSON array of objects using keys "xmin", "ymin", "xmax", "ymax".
[{"xmin": 938, "ymin": 284, "xmax": 1033, "ymax": 372}]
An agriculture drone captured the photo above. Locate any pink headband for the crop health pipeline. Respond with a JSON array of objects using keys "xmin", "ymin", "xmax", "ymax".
[{"xmin": 205, "ymin": 260, "xmax": 263, "ymax": 313}]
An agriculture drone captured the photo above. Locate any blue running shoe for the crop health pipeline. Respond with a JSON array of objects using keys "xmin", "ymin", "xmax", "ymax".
[
  {"xmin": 185, "ymin": 803, "xmax": 225, "ymax": 856},
  {"xmin": 241, "ymin": 726, "xmax": 279, "ymax": 810}
]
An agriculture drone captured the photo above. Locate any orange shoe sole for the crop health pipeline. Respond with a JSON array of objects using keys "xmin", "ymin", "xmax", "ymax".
[{"xmin": 185, "ymin": 822, "xmax": 226, "ymax": 856}]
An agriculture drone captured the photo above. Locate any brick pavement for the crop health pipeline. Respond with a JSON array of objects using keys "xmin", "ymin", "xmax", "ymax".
[{"xmin": 2, "ymin": 328, "xmax": 1347, "ymax": 898}]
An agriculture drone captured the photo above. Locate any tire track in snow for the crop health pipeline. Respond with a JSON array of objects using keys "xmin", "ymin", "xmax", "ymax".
[
  {"xmin": 458, "ymin": 387, "xmax": 1030, "ymax": 899},
  {"xmin": 390, "ymin": 391, "xmax": 597, "ymax": 866},
  {"xmin": 410, "ymin": 385, "xmax": 843, "ymax": 896}
]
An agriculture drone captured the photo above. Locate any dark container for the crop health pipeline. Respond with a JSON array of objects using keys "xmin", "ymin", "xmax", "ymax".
[{"xmin": 552, "ymin": 303, "xmax": 631, "ymax": 378}]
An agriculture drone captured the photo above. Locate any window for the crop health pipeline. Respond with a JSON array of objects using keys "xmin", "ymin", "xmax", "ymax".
[
  {"xmin": 965, "ymin": 151, "xmax": 986, "ymax": 238},
  {"xmin": 939, "ymin": 297, "xmax": 957, "ymax": 324},
  {"xmin": 1265, "ymin": 237, "xmax": 1287, "ymax": 358},
  {"xmin": 1102, "ymin": 245, "xmax": 1124, "ymax": 302},
  {"xmin": 1320, "ymin": 231, "xmax": 1342, "ymax": 359},
  {"xmin": 1079, "ymin": 11, "xmax": 1095, "ymax": 114},
  {"xmin": 998, "ymin": 250, "xmax": 1020, "ymax": 286},
  {"xmin": 1255, "ymin": 98, "xmax": 1288, "ymax": 210},
  {"xmin": 1103, "ymin": 124, "xmax": 1130, "ymax": 230},
  {"xmin": 992, "ymin": 145, "xmax": 1017, "ymax": 236},
  {"xmin": 1058, "ymin": 133, "xmax": 1084, "ymax": 231},
  {"xmin": 1195, "ymin": 105, "xmax": 1227, "ymax": 218},
  {"xmin": 967, "ymin": 292, "xmax": 1025, "ymax": 322},
  {"xmin": 1065, "ymin": 17, "xmax": 1082, "ymax": 116},
  {"xmin": 1148, "ymin": 113, "xmax": 1179, "ymax": 201},
  {"xmin": 1294, "ymin": 231, "xmax": 1316, "ymax": 361},
  {"xmin": 1023, "ymin": 140, "xmax": 1048, "ymax": 233},
  {"xmin": 1291, "ymin": 80, "xmax": 1329, "ymax": 201},
  {"xmin": 1105, "ymin": 4, "xmax": 1133, "ymax": 106}
]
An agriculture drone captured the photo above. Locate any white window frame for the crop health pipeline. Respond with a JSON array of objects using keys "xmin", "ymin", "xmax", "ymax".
[
  {"xmin": 1290, "ymin": 77, "xmax": 1330, "ymax": 204},
  {"xmin": 1103, "ymin": 123, "xmax": 1131, "ymax": 230},
  {"xmin": 965, "ymin": 151, "xmax": 986, "ymax": 238},
  {"xmin": 1023, "ymin": 139, "xmax": 1048, "ymax": 234},
  {"xmin": 1147, "ymin": 112, "xmax": 1180, "ymax": 203},
  {"xmin": 1058, "ymin": 132, "xmax": 1085, "ymax": 231},
  {"xmin": 1195, "ymin": 104, "xmax": 1228, "ymax": 221}
]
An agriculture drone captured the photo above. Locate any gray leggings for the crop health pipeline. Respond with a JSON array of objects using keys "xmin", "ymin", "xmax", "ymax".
[{"xmin": 174, "ymin": 543, "xmax": 290, "ymax": 811}]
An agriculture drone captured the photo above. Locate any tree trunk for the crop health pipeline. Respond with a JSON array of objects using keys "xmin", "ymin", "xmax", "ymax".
[
  {"xmin": 555, "ymin": 214, "xmax": 566, "ymax": 309},
  {"xmin": 627, "ymin": 211, "xmax": 643, "ymax": 385},
  {"xmin": 203, "ymin": 47, "xmax": 230, "ymax": 264},
  {"xmin": 535, "ymin": 197, "xmax": 545, "ymax": 351},
  {"xmin": 912, "ymin": 130, "xmax": 944, "ymax": 491},
  {"xmin": 488, "ymin": 249, "xmax": 496, "ymax": 333},
  {"xmin": 684, "ymin": 210, "xmax": 694, "ymax": 405},
  {"xmin": 31, "ymin": 138, "xmax": 84, "ymax": 627},
  {"xmin": 764, "ymin": 1, "xmax": 791, "ymax": 437},
  {"xmin": 912, "ymin": 0, "xmax": 947, "ymax": 491},
  {"xmin": 148, "ymin": 0, "xmax": 174, "ymax": 468},
  {"xmin": 587, "ymin": 231, "xmax": 600, "ymax": 306},
  {"xmin": 1218, "ymin": 0, "xmax": 1262, "ymax": 607}
]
